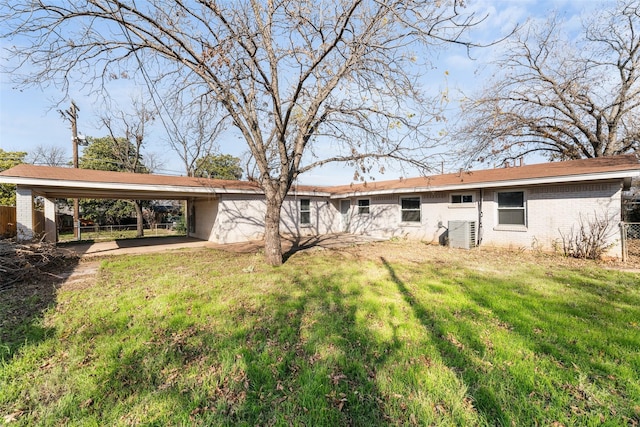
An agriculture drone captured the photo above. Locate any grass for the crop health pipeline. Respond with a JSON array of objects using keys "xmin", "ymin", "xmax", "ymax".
[
  {"xmin": 1, "ymin": 242, "xmax": 639, "ymax": 426},
  {"xmin": 58, "ymin": 227, "xmax": 183, "ymax": 243}
]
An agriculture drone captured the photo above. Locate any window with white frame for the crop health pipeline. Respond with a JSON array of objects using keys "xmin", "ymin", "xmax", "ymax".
[
  {"xmin": 451, "ymin": 194, "xmax": 473, "ymax": 204},
  {"xmin": 497, "ymin": 191, "xmax": 525, "ymax": 225},
  {"xmin": 400, "ymin": 197, "xmax": 421, "ymax": 223},
  {"xmin": 300, "ymin": 199, "xmax": 311, "ymax": 224},
  {"xmin": 358, "ymin": 199, "xmax": 370, "ymax": 214}
]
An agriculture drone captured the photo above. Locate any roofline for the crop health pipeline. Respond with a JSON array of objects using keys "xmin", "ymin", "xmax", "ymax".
[
  {"xmin": 0, "ymin": 176, "xmax": 332, "ymax": 197},
  {"xmin": 328, "ymin": 170, "xmax": 640, "ymax": 199},
  {"xmin": 1, "ymin": 164, "xmax": 638, "ymax": 199}
]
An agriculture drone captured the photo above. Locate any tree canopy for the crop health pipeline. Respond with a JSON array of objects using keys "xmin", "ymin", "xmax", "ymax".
[
  {"xmin": 194, "ymin": 154, "xmax": 243, "ymax": 180},
  {"xmin": 78, "ymin": 136, "xmax": 148, "ymax": 228},
  {"xmin": 0, "ymin": 149, "xmax": 27, "ymax": 206},
  {"xmin": 79, "ymin": 136, "xmax": 148, "ymax": 173},
  {"xmin": 454, "ymin": 0, "xmax": 640, "ymax": 165},
  {"xmin": 2, "ymin": 0, "xmax": 484, "ymax": 264}
]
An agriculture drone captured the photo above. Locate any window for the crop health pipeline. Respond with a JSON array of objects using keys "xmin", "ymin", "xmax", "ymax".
[
  {"xmin": 300, "ymin": 199, "xmax": 310, "ymax": 224},
  {"xmin": 451, "ymin": 194, "xmax": 473, "ymax": 204},
  {"xmin": 497, "ymin": 191, "xmax": 525, "ymax": 225},
  {"xmin": 358, "ymin": 199, "xmax": 370, "ymax": 214},
  {"xmin": 400, "ymin": 197, "xmax": 421, "ymax": 222}
]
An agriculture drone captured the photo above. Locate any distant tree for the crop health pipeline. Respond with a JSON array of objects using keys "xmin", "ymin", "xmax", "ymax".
[
  {"xmin": 194, "ymin": 154, "xmax": 243, "ymax": 180},
  {"xmin": 164, "ymin": 93, "xmax": 227, "ymax": 177},
  {"xmin": 80, "ymin": 136, "xmax": 148, "ymax": 172},
  {"xmin": 78, "ymin": 137, "xmax": 140, "ymax": 226},
  {"xmin": 76, "ymin": 101, "xmax": 155, "ymax": 236},
  {"xmin": 455, "ymin": 1, "xmax": 640, "ymax": 165},
  {"xmin": 100, "ymin": 100, "xmax": 155, "ymax": 237},
  {"xmin": 27, "ymin": 145, "xmax": 68, "ymax": 166},
  {"xmin": 0, "ymin": 149, "xmax": 27, "ymax": 206},
  {"xmin": 79, "ymin": 134, "xmax": 150, "ymax": 232}
]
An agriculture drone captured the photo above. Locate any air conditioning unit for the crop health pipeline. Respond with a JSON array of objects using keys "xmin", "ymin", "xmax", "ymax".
[{"xmin": 448, "ymin": 220, "xmax": 477, "ymax": 249}]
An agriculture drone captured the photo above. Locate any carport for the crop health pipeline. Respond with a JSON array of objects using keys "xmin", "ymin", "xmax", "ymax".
[{"xmin": 0, "ymin": 164, "xmax": 263, "ymax": 243}]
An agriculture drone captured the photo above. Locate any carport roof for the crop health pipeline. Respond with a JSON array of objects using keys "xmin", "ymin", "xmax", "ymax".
[{"xmin": 0, "ymin": 164, "xmax": 328, "ymax": 199}]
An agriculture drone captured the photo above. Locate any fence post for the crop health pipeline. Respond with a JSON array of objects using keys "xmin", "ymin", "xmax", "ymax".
[{"xmin": 620, "ymin": 222, "xmax": 627, "ymax": 263}]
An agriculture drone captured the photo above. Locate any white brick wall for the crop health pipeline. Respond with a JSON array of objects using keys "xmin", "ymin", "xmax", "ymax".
[
  {"xmin": 190, "ymin": 179, "xmax": 625, "ymax": 257},
  {"xmin": 15, "ymin": 186, "xmax": 34, "ymax": 242},
  {"xmin": 208, "ymin": 194, "xmax": 337, "ymax": 244},
  {"xmin": 331, "ymin": 180, "xmax": 624, "ymax": 257},
  {"xmin": 481, "ymin": 181, "xmax": 623, "ymax": 256}
]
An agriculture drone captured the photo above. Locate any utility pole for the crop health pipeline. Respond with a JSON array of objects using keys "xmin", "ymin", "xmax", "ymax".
[{"xmin": 61, "ymin": 101, "xmax": 82, "ymax": 239}]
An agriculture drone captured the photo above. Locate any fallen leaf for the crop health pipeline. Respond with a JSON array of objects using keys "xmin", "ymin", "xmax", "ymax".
[{"xmin": 4, "ymin": 410, "xmax": 25, "ymax": 424}]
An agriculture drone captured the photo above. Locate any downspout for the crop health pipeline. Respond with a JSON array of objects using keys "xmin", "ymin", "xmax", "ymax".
[{"xmin": 477, "ymin": 189, "xmax": 483, "ymax": 247}]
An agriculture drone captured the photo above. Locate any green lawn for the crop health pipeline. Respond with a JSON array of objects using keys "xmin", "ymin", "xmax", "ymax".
[
  {"xmin": 1, "ymin": 242, "xmax": 639, "ymax": 426},
  {"xmin": 58, "ymin": 227, "xmax": 183, "ymax": 243}
]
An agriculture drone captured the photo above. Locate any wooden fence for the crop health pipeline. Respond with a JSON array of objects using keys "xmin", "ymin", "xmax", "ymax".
[
  {"xmin": 0, "ymin": 206, "xmax": 45, "ymax": 239},
  {"xmin": 0, "ymin": 206, "xmax": 16, "ymax": 238}
]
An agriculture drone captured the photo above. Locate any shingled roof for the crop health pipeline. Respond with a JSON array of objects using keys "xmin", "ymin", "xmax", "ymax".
[
  {"xmin": 326, "ymin": 155, "xmax": 640, "ymax": 196},
  {"xmin": 0, "ymin": 164, "xmax": 261, "ymax": 191},
  {"xmin": 0, "ymin": 155, "xmax": 638, "ymax": 199}
]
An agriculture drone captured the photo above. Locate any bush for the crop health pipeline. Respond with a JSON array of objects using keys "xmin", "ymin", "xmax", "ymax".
[
  {"xmin": 559, "ymin": 212, "xmax": 615, "ymax": 260},
  {"xmin": 173, "ymin": 217, "xmax": 186, "ymax": 234}
]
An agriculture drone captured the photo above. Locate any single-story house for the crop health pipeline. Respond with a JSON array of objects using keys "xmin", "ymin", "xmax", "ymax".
[{"xmin": 1, "ymin": 155, "xmax": 639, "ymax": 257}]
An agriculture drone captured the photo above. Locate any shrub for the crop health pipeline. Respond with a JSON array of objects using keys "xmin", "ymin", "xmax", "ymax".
[{"xmin": 558, "ymin": 212, "xmax": 615, "ymax": 260}]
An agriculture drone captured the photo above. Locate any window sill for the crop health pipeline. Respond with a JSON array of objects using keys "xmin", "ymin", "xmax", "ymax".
[
  {"xmin": 448, "ymin": 204, "xmax": 475, "ymax": 209},
  {"xmin": 493, "ymin": 225, "xmax": 527, "ymax": 232},
  {"xmin": 399, "ymin": 222, "xmax": 422, "ymax": 227}
]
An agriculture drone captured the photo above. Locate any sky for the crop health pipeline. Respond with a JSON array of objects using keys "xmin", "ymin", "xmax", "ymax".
[{"xmin": 0, "ymin": 0, "xmax": 603, "ymax": 185}]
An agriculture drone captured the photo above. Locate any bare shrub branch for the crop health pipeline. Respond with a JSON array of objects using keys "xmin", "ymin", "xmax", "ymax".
[{"xmin": 559, "ymin": 211, "xmax": 616, "ymax": 260}]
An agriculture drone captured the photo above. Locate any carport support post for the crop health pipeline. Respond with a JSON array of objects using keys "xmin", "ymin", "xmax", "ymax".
[
  {"xmin": 43, "ymin": 197, "xmax": 57, "ymax": 243},
  {"xmin": 15, "ymin": 186, "xmax": 34, "ymax": 242}
]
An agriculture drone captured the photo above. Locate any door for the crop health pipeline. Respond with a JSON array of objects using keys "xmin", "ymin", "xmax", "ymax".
[{"xmin": 340, "ymin": 200, "xmax": 350, "ymax": 232}]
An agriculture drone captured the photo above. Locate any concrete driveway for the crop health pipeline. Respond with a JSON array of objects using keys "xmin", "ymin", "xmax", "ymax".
[{"xmin": 59, "ymin": 234, "xmax": 386, "ymax": 258}]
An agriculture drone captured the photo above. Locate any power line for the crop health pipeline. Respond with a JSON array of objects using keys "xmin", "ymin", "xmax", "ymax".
[{"xmin": 109, "ymin": 3, "xmax": 188, "ymax": 174}]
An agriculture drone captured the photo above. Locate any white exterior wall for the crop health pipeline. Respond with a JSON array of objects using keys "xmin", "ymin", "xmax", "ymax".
[
  {"xmin": 335, "ymin": 180, "xmax": 624, "ymax": 257},
  {"xmin": 480, "ymin": 181, "xmax": 623, "ymax": 256},
  {"xmin": 337, "ymin": 191, "xmax": 479, "ymax": 244},
  {"xmin": 188, "ymin": 180, "xmax": 625, "ymax": 257},
  {"xmin": 280, "ymin": 196, "xmax": 338, "ymax": 237},
  {"xmin": 209, "ymin": 194, "xmax": 338, "ymax": 244},
  {"xmin": 190, "ymin": 198, "xmax": 219, "ymax": 241}
]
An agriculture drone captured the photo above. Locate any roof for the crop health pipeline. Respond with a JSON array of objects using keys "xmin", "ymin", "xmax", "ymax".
[
  {"xmin": 0, "ymin": 155, "xmax": 638, "ymax": 200},
  {"xmin": 0, "ymin": 164, "xmax": 326, "ymax": 199},
  {"xmin": 0, "ymin": 163, "xmax": 261, "ymax": 190},
  {"xmin": 326, "ymin": 155, "xmax": 640, "ymax": 197}
]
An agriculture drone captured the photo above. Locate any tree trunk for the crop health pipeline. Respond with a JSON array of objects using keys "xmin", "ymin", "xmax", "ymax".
[
  {"xmin": 134, "ymin": 200, "xmax": 144, "ymax": 238},
  {"xmin": 264, "ymin": 194, "xmax": 284, "ymax": 266}
]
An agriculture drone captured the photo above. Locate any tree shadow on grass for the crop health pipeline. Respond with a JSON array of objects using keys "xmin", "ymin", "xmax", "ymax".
[
  {"xmin": 0, "ymin": 256, "xmax": 79, "ymax": 361},
  {"xmin": 459, "ymin": 268, "xmax": 640, "ymax": 378},
  {"xmin": 380, "ymin": 256, "xmax": 509, "ymax": 425},
  {"xmin": 426, "ymin": 265, "xmax": 640, "ymax": 424},
  {"xmin": 57, "ymin": 265, "xmax": 407, "ymax": 425}
]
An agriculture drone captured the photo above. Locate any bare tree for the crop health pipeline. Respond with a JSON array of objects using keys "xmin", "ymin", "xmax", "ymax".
[
  {"xmin": 99, "ymin": 98, "xmax": 155, "ymax": 238},
  {"xmin": 163, "ymin": 92, "xmax": 227, "ymax": 177},
  {"xmin": 27, "ymin": 145, "xmax": 68, "ymax": 166},
  {"xmin": 455, "ymin": 1, "xmax": 640, "ymax": 166},
  {"xmin": 2, "ymin": 0, "xmax": 484, "ymax": 265}
]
